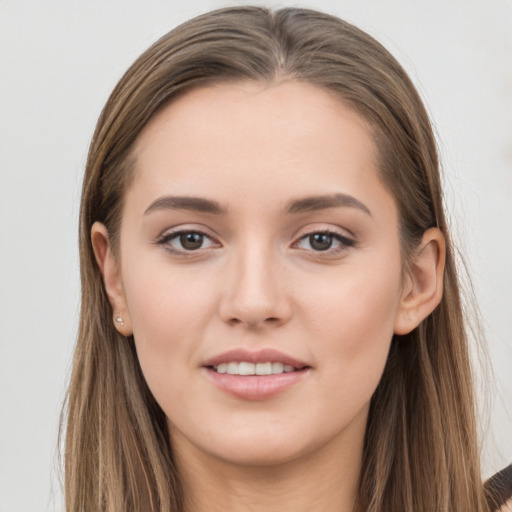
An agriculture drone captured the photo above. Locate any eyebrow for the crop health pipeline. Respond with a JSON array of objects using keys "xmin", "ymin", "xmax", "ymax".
[
  {"xmin": 286, "ymin": 193, "xmax": 372, "ymax": 216},
  {"xmin": 144, "ymin": 193, "xmax": 371, "ymax": 217},
  {"xmin": 144, "ymin": 196, "xmax": 225, "ymax": 215}
]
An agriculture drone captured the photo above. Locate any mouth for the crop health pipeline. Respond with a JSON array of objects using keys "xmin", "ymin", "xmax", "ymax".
[
  {"xmin": 210, "ymin": 361, "xmax": 307, "ymax": 375},
  {"xmin": 203, "ymin": 348, "xmax": 310, "ymax": 374},
  {"xmin": 202, "ymin": 349, "xmax": 311, "ymax": 400}
]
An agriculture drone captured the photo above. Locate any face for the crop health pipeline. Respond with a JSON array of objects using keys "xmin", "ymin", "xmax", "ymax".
[{"xmin": 103, "ymin": 81, "xmax": 411, "ymax": 468}]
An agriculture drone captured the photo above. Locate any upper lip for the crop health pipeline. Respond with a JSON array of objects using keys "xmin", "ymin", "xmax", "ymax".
[{"xmin": 203, "ymin": 348, "xmax": 310, "ymax": 369}]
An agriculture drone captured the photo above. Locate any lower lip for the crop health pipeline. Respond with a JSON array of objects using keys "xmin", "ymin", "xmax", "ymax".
[{"xmin": 203, "ymin": 367, "xmax": 310, "ymax": 400}]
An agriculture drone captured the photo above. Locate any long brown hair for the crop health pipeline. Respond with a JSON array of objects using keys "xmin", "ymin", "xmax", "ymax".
[{"xmin": 62, "ymin": 6, "xmax": 488, "ymax": 511}]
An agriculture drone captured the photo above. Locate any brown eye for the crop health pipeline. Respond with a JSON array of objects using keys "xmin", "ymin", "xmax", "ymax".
[
  {"xmin": 157, "ymin": 230, "xmax": 217, "ymax": 253},
  {"xmin": 179, "ymin": 232, "xmax": 204, "ymax": 250},
  {"xmin": 309, "ymin": 233, "xmax": 333, "ymax": 251},
  {"xmin": 295, "ymin": 230, "xmax": 355, "ymax": 255}
]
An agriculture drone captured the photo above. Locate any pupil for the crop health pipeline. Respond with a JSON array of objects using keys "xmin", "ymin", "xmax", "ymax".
[
  {"xmin": 180, "ymin": 232, "xmax": 203, "ymax": 250},
  {"xmin": 310, "ymin": 233, "xmax": 332, "ymax": 251}
]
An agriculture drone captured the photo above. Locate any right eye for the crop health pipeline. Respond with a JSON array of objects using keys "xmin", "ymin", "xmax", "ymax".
[{"xmin": 157, "ymin": 230, "xmax": 218, "ymax": 253}]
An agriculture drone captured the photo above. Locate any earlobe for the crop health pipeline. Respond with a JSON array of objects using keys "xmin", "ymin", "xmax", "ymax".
[
  {"xmin": 394, "ymin": 227, "xmax": 446, "ymax": 335},
  {"xmin": 91, "ymin": 222, "xmax": 133, "ymax": 336}
]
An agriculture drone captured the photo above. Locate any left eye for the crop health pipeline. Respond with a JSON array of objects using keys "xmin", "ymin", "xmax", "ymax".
[
  {"xmin": 159, "ymin": 231, "xmax": 216, "ymax": 251},
  {"xmin": 296, "ymin": 232, "xmax": 354, "ymax": 252}
]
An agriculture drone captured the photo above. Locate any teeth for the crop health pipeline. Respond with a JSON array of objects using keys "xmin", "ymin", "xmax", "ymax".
[
  {"xmin": 271, "ymin": 362, "xmax": 284, "ymax": 374},
  {"xmin": 239, "ymin": 362, "xmax": 255, "ymax": 375},
  {"xmin": 255, "ymin": 362, "xmax": 272, "ymax": 375},
  {"xmin": 213, "ymin": 361, "xmax": 299, "ymax": 375}
]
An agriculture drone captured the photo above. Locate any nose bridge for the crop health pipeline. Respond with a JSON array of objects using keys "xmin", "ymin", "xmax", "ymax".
[{"xmin": 220, "ymin": 235, "xmax": 289, "ymax": 326}]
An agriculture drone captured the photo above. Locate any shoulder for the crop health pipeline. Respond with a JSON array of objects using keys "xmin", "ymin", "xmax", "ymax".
[{"xmin": 485, "ymin": 464, "xmax": 512, "ymax": 511}]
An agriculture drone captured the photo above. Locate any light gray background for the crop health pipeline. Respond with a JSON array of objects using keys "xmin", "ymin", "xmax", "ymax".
[{"xmin": 1, "ymin": 1, "xmax": 511, "ymax": 510}]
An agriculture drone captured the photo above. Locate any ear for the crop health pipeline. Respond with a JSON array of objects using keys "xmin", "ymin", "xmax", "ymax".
[
  {"xmin": 394, "ymin": 227, "xmax": 446, "ymax": 335},
  {"xmin": 91, "ymin": 222, "xmax": 133, "ymax": 336}
]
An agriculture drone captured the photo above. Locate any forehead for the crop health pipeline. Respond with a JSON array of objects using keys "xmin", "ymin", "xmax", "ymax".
[
  {"xmin": 128, "ymin": 80, "xmax": 391, "ymax": 219},
  {"xmin": 135, "ymin": 80, "xmax": 375, "ymax": 161}
]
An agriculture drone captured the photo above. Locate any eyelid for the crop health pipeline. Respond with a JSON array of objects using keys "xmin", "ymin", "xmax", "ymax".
[
  {"xmin": 292, "ymin": 223, "xmax": 355, "ymax": 242},
  {"xmin": 155, "ymin": 223, "xmax": 219, "ymax": 240}
]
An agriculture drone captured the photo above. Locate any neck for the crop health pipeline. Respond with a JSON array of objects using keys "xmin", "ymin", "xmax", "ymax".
[{"xmin": 171, "ymin": 418, "xmax": 365, "ymax": 512}]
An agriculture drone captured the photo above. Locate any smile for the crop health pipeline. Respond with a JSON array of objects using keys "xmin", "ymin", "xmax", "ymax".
[
  {"xmin": 203, "ymin": 349, "xmax": 311, "ymax": 400},
  {"xmin": 213, "ymin": 362, "xmax": 298, "ymax": 375}
]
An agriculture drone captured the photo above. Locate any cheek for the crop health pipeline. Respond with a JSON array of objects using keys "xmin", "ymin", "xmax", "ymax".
[
  {"xmin": 301, "ymin": 256, "xmax": 402, "ymax": 399},
  {"xmin": 305, "ymin": 256, "xmax": 402, "ymax": 337},
  {"xmin": 120, "ymin": 257, "xmax": 216, "ymax": 382}
]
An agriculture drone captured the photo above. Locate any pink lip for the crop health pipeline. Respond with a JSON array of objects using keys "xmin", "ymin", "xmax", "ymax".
[
  {"xmin": 202, "ymin": 348, "xmax": 309, "ymax": 369},
  {"xmin": 202, "ymin": 348, "xmax": 311, "ymax": 401}
]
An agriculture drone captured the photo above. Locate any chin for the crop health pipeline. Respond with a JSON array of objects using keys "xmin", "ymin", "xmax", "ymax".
[
  {"xmin": 207, "ymin": 436, "xmax": 314, "ymax": 468},
  {"xmin": 169, "ymin": 414, "xmax": 351, "ymax": 470}
]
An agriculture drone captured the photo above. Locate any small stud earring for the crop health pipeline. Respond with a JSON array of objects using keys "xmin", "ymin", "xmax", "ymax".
[{"xmin": 115, "ymin": 316, "xmax": 124, "ymax": 325}]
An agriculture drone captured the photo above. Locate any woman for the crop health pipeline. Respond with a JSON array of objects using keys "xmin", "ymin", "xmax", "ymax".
[{"xmin": 62, "ymin": 6, "xmax": 509, "ymax": 511}]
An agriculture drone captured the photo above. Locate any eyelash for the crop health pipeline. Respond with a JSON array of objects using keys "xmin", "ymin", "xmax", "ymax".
[{"xmin": 155, "ymin": 229, "xmax": 355, "ymax": 256}]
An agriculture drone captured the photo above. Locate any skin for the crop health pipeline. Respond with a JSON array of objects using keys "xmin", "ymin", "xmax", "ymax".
[
  {"xmin": 501, "ymin": 499, "xmax": 512, "ymax": 512},
  {"xmin": 93, "ymin": 81, "xmax": 445, "ymax": 512}
]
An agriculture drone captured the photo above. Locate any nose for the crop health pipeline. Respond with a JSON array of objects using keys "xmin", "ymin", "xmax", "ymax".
[{"xmin": 218, "ymin": 242, "xmax": 292, "ymax": 328}]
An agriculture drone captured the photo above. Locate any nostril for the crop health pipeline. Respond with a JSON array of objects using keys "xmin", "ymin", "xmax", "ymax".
[{"xmin": 226, "ymin": 316, "xmax": 280, "ymax": 327}]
